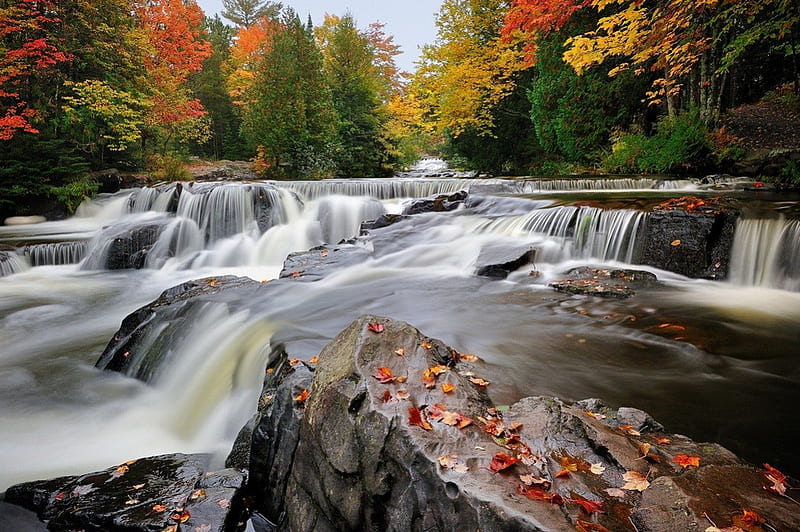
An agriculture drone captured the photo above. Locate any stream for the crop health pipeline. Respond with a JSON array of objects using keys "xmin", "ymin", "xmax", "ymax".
[{"xmin": 1, "ymin": 164, "xmax": 798, "ymax": 492}]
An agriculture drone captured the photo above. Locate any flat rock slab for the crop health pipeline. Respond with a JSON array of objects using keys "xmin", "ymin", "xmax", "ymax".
[
  {"xmin": 279, "ymin": 244, "xmax": 372, "ymax": 282},
  {"xmin": 475, "ymin": 243, "xmax": 537, "ymax": 278},
  {"xmin": 248, "ymin": 315, "xmax": 800, "ymax": 531},
  {"xmin": 4, "ymin": 454, "xmax": 245, "ymax": 532},
  {"xmin": 402, "ymin": 190, "xmax": 468, "ymax": 215},
  {"xmin": 549, "ymin": 266, "xmax": 658, "ymax": 298}
]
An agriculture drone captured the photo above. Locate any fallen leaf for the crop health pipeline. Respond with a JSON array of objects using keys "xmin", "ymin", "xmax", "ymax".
[
  {"xmin": 111, "ymin": 464, "xmax": 129, "ymax": 478},
  {"xmin": 671, "ymin": 239, "xmax": 681, "ymax": 246},
  {"xmin": 320, "ymin": 249, "xmax": 329, "ymax": 258},
  {"xmin": 367, "ymin": 322, "xmax": 385, "ymax": 333},
  {"xmin": 655, "ymin": 437, "xmax": 671, "ymax": 445},
  {"xmin": 460, "ymin": 353, "xmax": 479, "ymax": 362},
  {"xmin": 736, "ymin": 509, "xmax": 761, "ymax": 527},
  {"xmin": 590, "ymin": 463, "xmax": 606, "ymax": 475},
  {"xmin": 622, "ymin": 471, "xmax": 650, "ymax": 491},
  {"xmin": 569, "ymin": 492, "xmax": 605, "ymax": 514},
  {"xmin": 295, "ymin": 389, "xmax": 308, "ymax": 403},
  {"xmin": 519, "ymin": 474, "xmax": 551, "ymax": 489},
  {"xmin": 489, "ymin": 452, "xmax": 519, "ymax": 472},
  {"xmin": 604, "ymin": 488, "xmax": 626, "ymax": 498},
  {"xmin": 151, "ymin": 504, "xmax": 167, "ymax": 513},
  {"xmin": 437, "ymin": 454, "xmax": 468, "ymax": 472},
  {"xmin": 394, "ymin": 347, "xmax": 405, "ymax": 356},
  {"xmin": 288, "ymin": 358, "xmax": 300, "ymax": 366},
  {"xmin": 190, "ymin": 489, "xmax": 207, "ymax": 500},
  {"xmin": 290, "ymin": 271, "xmax": 302, "ymax": 278},
  {"xmin": 673, "ymin": 454, "xmax": 701, "ymax": 468},
  {"xmin": 396, "ymin": 389, "xmax": 410, "ymax": 400},
  {"xmin": 172, "ymin": 509, "xmax": 191, "ymax": 523},
  {"xmin": 266, "ymin": 368, "xmax": 274, "ymax": 374},
  {"xmin": 469, "ymin": 377, "xmax": 490, "ymax": 387},
  {"xmin": 427, "ymin": 403, "xmax": 447, "ymax": 421},
  {"xmin": 576, "ymin": 520, "xmax": 613, "ymax": 532},
  {"xmin": 71, "ymin": 484, "xmax": 97, "ymax": 497},
  {"xmin": 441, "ymin": 382, "xmax": 455, "ymax": 393},
  {"xmin": 372, "ymin": 366, "xmax": 396, "ymax": 384},
  {"xmin": 132, "ymin": 483, "xmax": 145, "ymax": 490},
  {"xmin": 408, "ymin": 407, "xmax": 432, "ymax": 431},
  {"xmin": 124, "ymin": 497, "xmax": 139, "ymax": 506},
  {"xmin": 420, "ymin": 341, "xmax": 432, "ymax": 349},
  {"xmin": 207, "ymin": 279, "xmax": 218, "ymax": 286},
  {"xmin": 555, "ymin": 451, "xmax": 591, "ymax": 477},
  {"xmin": 517, "ymin": 485, "xmax": 564, "ymax": 504},
  {"xmin": 309, "ymin": 356, "xmax": 319, "ymax": 364},
  {"xmin": 618, "ymin": 424, "xmax": 641, "ymax": 436},
  {"xmin": 584, "ymin": 411, "xmax": 606, "ymax": 420},
  {"xmin": 763, "ymin": 463, "xmax": 790, "ymax": 496},
  {"xmin": 382, "ymin": 390, "xmax": 393, "ymax": 403},
  {"xmin": 217, "ymin": 498, "xmax": 230, "ymax": 509}
]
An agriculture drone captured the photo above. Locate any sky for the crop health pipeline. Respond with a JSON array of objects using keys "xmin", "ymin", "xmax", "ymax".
[{"xmin": 196, "ymin": 0, "xmax": 441, "ymax": 72}]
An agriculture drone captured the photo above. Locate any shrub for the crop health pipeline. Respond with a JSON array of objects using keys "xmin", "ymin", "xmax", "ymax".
[{"xmin": 148, "ymin": 154, "xmax": 191, "ymax": 182}]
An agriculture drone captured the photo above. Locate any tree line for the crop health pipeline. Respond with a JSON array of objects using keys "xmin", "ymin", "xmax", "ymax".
[
  {"xmin": 0, "ymin": 0, "xmax": 411, "ymax": 218},
  {"xmin": 1, "ymin": 0, "xmax": 798, "ymax": 218},
  {"xmin": 406, "ymin": 0, "xmax": 799, "ymax": 175}
]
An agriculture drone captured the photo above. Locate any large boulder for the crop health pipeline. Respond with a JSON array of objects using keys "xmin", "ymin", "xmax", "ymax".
[
  {"xmin": 3, "ymin": 454, "xmax": 245, "ymax": 532},
  {"xmin": 475, "ymin": 243, "xmax": 537, "ymax": 279},
  {"xmin": 96, "ymin": 275, "xmax": 260, "ymax": 380},
  {"xmin": 549, "ymin": 266, "xmax": 658, "ymax": 298},
  {"xmin": 640, "ymin": 199, "xmax": 738, "ymax": 279},
  {"xmin": 248, "ymin": 315, "xmax": 800, "ymax": 531},
  {"xmin": 402, "ymin": 190, "xmax": 468, "ymax": 215}
]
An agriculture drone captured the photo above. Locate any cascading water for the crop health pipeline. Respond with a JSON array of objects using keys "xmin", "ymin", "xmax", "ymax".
[
  {"xmin": 0, "ymin": 251, "xmax": 27, "ymax": 277},
  {"xmin": 23, "ymin": 241, "xmax": 88, "ymax": 266},
  {"xmin": 1, "ymin": 174, "xmax": 799, "ymax": 493},
  {"xmin": 729, "ymin": 216, "xmax": 800, "ymax": 291}
]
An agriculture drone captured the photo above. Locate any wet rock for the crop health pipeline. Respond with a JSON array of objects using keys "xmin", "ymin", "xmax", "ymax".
[
  {"xmin": 96, "ymin": 275, "xmax": 260, "ymax": 380},
  {"xmin": 94, "ymin": 168, "xmax": 122, "ymax": 194},
  {"xmin": 3, "ymin": 454, "xmax": 246, "ymax": 532},
  {"xmin": 360, "ymin": 213, "xmax": 408, "ymax": 234},
  {"xmin": 402, "ymin": 190, "xmax": 468, "ymax": 215},
  {"xmin": 475, "ymin": 243, "xmax": 537, "ymax": 279},
  {"xmin": 248, "ymin": 315, "xmax": 800, "ymax": 532},
  {"xmin": 279, "ymin": 245, "xmax": 371, "ymax": 282},
  {"xmin": 102, "ymin": 222, "xmax": 168, "ymax": 270},
  {"xmin": 640, "ymin": 210, "xmax": 738, "ymax": 279},
  {"xmin": 549, "ymin": 266, "xmax": 658, "ymax": 298}
]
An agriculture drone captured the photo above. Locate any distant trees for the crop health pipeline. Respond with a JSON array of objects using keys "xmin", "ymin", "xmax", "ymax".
[{"xmin": 221, "ymin": 0, "xmax": 281, "ymax": 28}]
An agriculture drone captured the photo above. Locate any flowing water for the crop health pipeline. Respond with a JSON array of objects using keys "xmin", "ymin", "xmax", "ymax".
[{"xmin": 1, "ymin": 168, "xmax": 799, "ymax": 492}]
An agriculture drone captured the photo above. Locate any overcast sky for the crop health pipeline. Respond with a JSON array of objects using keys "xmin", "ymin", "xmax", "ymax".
[{"xmin": 196, "ymin": 0, "xmax": 441, "ymax": 72}]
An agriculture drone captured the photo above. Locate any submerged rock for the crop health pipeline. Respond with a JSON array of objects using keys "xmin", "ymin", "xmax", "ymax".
[
  {"xmin": 247, "ymin": 315, "xmax": 800, "ymax": 531},
  {"xmin": 360, "ymin": 213, "xmax": 408, "ymax": 234},
  {"xmin": 4, "ymin": 454, "xmax": 245, "ymax": 532},
  {"xmin": 475, "ymin": 243, "xmax": 537, "ymax": 279},
  {"xmin": 549, "ymin": 266, "xmax": 658, "ymax": 298},
  {"xmin": 95, "ymin": 275, "xmax": 260, "ymax": 380}
]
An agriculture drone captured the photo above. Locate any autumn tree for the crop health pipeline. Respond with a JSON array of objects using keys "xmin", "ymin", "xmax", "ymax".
[
  {"xmin": 221, "ymin": 0, "xmax": 281, "ymax": 28},
  {"xmin": 135, "ymin": 0, "xmax": 213, "ymax": 152},
  {"xmin": 242, "ymin": 9, "xmax": 337, "ymax": 177}
]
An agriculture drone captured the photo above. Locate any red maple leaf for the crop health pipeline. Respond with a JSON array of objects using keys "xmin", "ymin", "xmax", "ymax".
[{"xmin": 489, "ymin": 452, "xmax": 519, "ymax": 472}]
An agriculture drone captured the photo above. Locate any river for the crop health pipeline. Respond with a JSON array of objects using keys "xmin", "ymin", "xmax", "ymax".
[{"xmin": 0, "ymin": 165, "xmax": 798, "ymax": 492}]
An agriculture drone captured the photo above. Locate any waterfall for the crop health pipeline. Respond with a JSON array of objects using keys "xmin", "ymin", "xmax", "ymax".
[
  {"xmin": 23, "ymin": 242, "xmax": 87, "ymax": 266},
  {"xmin": 0, "ymin": 251, "xmax": 27, "ymax": 277},
  {"xmin": 730, "ymin": 217, "xmax": 800, "ymax": 291},
  {"xmin": 467, "ymin": 205, "xmax": 647, "ymax": 264},
  {"xmin": 275, "ymin": 179, "xmax": 474, "ymax": 200}
]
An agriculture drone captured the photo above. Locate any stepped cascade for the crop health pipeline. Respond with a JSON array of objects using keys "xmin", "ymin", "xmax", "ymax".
[{"xmin": 0, "ymin": 172, "xmax": 798, "ymax": 494}]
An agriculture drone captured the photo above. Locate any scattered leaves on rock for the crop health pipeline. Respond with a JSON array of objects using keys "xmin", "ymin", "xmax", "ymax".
[
  {"xmin": 673, "ymin": 454, "xmax": 701, "ymax": 468},
  {"xmin": 408, "ymin": 407, "xmax": 432, "ymax": 431},
  {"xmin": 367, "ymin": 322, "xmax": 385, "ymax": 333},
  {"xmin": 622, "ymin": 471, "xmax": 650, "ymax": 491},
  {"xmin": 295, "ymin": 389, "xmax": 308, "ymax": 403},
  {"xmin": 489, "ymin": 451, "xmax": 519, "ymax": 472}
]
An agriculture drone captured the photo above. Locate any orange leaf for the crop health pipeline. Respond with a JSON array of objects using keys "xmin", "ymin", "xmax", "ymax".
[
  {"xmin": 372, "ymin": 366, "xmax": 395, "ymax": 384},
  {"xmin": 569, "ymin": 492, "xmax": 605, "ymax": 514},
  {"xmin": 420, "ymin": 341, "xmax": 432, "ymax": 349},
  {"xmin": 671, "ymin": 239, "xmax": 681, "ymax": 246},
  {"xmin": 151, "ymin": 504, "xmax": 167, "ymax": 513},
  {"xmin": 408, "ymin": 407, "xmax": 432, "ymax": 431},
  {"xmin": 576, "ymin": 520, "xmax": 613, "ymax": 532},
  {"xmin": 309, "ymin": 356, "xmax": 319, "ymax": 364},
  {"xmin": 171, "ymin": 509, "xmax": 191, "ymax": 523},
  {"xmin": 367, "ymin": 322, "xmax": 385, "ymax": 333},
  {"xmin": 738, "ymin": 509, "xmax": 762, "ymax": 527},
  {"xmin": 489, "ymin": 452, "xmax": 519, "ymax": 472},
  {"xmin": 469, "ymin": 377, "xmax": 490, "ymax": 387},
  {"xmin": 460, "ymin": 353, "xmax": 479, "ymax": 362},
  {"xmin": 516, "ymin": 485, "xmax": 564, "ymax": 504},
  {"xmin": 441, "ymin": 382, "xmax": 455, "ymax": 393},
  {"xmin": 655, "ymin": 437, "xmax": 671, "ymax": 445},
  {"xmin": 288, "ymin": 358, "xmax": 300, "ymax": 366},
  {"xmin": 427, "ymin": 403, "xmax": 447, "ymax": 421},
  {"xmin": 672, "ymin": 454, "xmax": 700, "ymax": 468},
  {"xmin": 763, "ymin": 463, "xmax": 790, "ymax": 496},
  {"xmin": 295, "ymin": 389, "xmax": 309, "ymax": 403}
]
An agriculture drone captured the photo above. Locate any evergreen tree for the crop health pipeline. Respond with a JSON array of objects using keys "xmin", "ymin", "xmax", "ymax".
[
  {"xmin": 243, "ymin": 10, "xmax": 337, "ymax": 178},
  {"xmin": 221, "ymin": 0, "xmax": 281, "ymax": 27}
]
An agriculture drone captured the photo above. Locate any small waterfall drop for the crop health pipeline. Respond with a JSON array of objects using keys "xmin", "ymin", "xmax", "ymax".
[
  {"xmin": 467, "ymin": 205, "xmax": 647, "ymax": 264},
  {"xmin": 23, "ymin": 242, "xmax": 87, "ymax": 266},
  {"xmin": 0, "ymin": 251, "xmax": 27, "ymax": 277},
  {"xmin": 730, "ymin": 216, "xmax": 800, "ymax": 291}
]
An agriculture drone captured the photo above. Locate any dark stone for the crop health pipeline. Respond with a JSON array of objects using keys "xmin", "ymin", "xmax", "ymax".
[
  {"xmin": 640, "ymin": 210, "xmax": 738, "ymax": 279},
  {"xmin": 475, "ymin": 243, "xmax": 537, "ymax": 279},
  {"xmin": 95, "ymin": 275, "xmax": 260, "ymax": 380},
  {"xmin": 102, "ymin": 223, "xmax": 168, "ymax": 270},
  {"xmin": 94, "ymin": 168, "xmax": 122, "ymax": 194},
  {"xmin": 247, "ymin": 315, "xmax": 800, "ymax": 531},
  {"xmin": 4, "ymin": 454, "xmax": 245, "ymax": 532},
  {"xmin": 279, "ymin": 245, "xmax": 371, "ymax": 282},
  {"xmin": 402, "ymin": 190, "xmax": 468, "ymax": 215},
  {"xmin": 360, "ymin": 213, "xmax": 408, "ymax": 234},
  {"xmin": 549, "ymin": 266, "xmax": 658, "ymax": 298}
]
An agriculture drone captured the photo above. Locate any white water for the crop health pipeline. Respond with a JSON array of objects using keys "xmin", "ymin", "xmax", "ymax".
[
  {"xmin": 729, "ymin": 216, "xmax": 800, "ymax": 291},
  {"xmin": 0, "ymin": 176, "xmax": 798, "ymax": 491}
]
